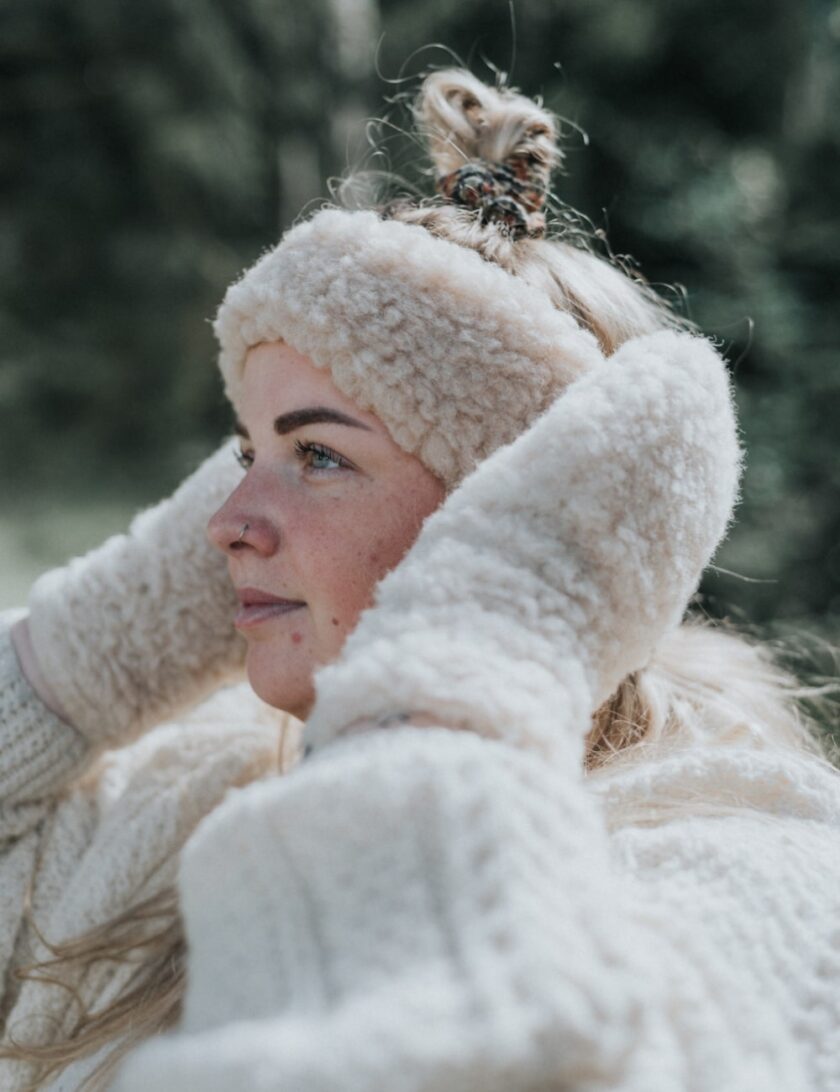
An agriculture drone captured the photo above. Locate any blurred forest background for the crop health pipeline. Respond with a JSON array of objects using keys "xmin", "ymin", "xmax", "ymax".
[{"xmin": 1, "ymin": 1, "xmax": 838, "ymax": 669}]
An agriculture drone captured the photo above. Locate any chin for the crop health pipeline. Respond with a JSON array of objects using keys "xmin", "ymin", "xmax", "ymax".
[{"xmin": 246, "ymin": 651, "xmax": 315, "ymax": 721}]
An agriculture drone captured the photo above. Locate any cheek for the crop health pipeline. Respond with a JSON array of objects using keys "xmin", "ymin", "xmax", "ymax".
[
  {"xmin": 307, "ymin": 486, "xmax": 433, "ymax": 633},
  {"xmin": 314, "ymin": 524, "xmax": 394, "ymax": 621}
]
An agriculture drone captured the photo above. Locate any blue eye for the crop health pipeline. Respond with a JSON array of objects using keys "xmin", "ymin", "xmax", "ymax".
[
  {"xmin": 294, "ymin": 440, "xmax": 351, "ymax": 473},
  {"xmin": 235, "ymin": 448, "xmax": 254, "ymax": 470}
]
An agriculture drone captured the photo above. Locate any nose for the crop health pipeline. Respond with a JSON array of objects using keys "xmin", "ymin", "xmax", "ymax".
[{"xmin": 207, "ymin": 483, "xmax": 280, "ymax": 558}]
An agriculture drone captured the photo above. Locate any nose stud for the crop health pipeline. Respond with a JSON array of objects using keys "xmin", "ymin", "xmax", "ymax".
[{"xmin": 236, "ymin": 522, "xmax": 250, "ymax": 544}]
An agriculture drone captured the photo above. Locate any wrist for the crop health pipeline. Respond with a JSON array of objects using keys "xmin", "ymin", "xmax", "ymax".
[{"xmin": 306, "ymin": 624, "xmax": 592, "ymax": 764}]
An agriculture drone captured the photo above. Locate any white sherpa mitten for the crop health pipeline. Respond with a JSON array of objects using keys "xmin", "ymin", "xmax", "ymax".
[
  {"xmin": 305, "ymin": 330, "xmax": 742, "ymax": 764},
  {"xmin": 25, "ymin": 440, "xmax": 246, "ymax": 749}
]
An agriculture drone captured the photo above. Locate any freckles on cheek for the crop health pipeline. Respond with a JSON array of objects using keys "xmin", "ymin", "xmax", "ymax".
[{"xmin": 365, "ymin": 531, "xmax": 413, "ymax": 580}]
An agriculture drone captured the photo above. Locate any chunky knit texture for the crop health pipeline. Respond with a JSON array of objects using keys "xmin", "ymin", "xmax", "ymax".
[
  {"xmin": 107, "ymin": 725, "xmax": 840, "ymax": 1092},
  {"xmin": 0, "ymin": 610, "xmax": 91, "ymax": 809},
  {"xmin": 305, "ymin": 330, "xmax": 742, "ymax": 760},
  {"xmin": 3, "ymin": 614, "xmax": 840, "ymax": 1090},
  {"xmin": 26, "ymin": 441, "xmax": 247, "ymax": 749},
  {"xmin": 214, "ymin": 209, "xmax": 604, "ymax": 487},
  {"xmin": 0, "ymin": 612, "xmax": 294, "ymax": 1092}
]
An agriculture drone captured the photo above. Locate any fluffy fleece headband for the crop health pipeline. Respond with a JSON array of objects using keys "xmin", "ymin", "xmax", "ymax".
[{"xmin": 214, "ymin": 208, "xmax": 604, "ymax": 487}]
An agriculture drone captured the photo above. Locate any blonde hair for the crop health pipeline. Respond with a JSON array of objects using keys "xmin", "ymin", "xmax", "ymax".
[{"xmin": 3, "ymin": 67, "xmax": 837, "ymax": 1090}]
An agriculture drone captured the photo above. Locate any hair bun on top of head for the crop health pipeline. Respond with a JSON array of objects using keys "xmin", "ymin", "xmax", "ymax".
[
  {"xmin": 214, "ymin": 70, "xmax": 605, "ymax": 490},
  {"xmin": 414, "ymin": 69, "xmax": 561, "ymax": 238},
  {"xmin": 214, "ymin": 68, "xmax": 692, "ymax": 491}
]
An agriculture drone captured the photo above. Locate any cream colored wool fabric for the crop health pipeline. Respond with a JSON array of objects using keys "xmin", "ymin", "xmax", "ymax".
[
  {"xmin": 25, "ymin": 441, "xmax": 247, "ymax": 749},
  {"xmin": 0, "ymin": 612, "xmax": 292, "ymax": 1092},
  {"xmin": 109, "ymin": 725, "xmax": 840, "ymax": 1092},
  {"xmin": 3, "ymin": 617, "xmax": 840, "ymax": 1090},
  {"xmin": 214, "ymin": 209, "xmax": 604, "ymax": 487}
]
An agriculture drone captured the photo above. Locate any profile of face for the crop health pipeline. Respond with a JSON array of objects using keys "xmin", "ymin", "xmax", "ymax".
[{"xmin": 207, "ymin": 341, "xmax": 447, "ymax": 720}]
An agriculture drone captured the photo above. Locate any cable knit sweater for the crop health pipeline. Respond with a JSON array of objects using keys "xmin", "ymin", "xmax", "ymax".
[
  {"xmin": 0, "ymin": 611, "xmax": 297, "ymax": 1091},
  {"xmin": 110, "ymin": 728, "xmax": 840, "ymax": 1092},
  {"xmin": 2, "ymin": 612, "xmax": 840, "ymax": 1091}
]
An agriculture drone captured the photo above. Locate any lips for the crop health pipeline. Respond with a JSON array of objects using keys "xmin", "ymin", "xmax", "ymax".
[{"xmin": 234, "ymin": 587, "xmax": 306, "ymax": 630}]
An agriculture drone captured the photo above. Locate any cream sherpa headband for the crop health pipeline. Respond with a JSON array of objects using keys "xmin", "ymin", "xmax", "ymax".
[{"xmin": 213, "ymin": 208, "xmax": 604, "ymax": 488}]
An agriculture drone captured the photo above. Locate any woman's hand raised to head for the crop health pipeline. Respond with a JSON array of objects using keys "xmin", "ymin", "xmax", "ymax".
[
  {"xmin": 22, "ymin": 441, "xmax": 248, "ymax": 750},
  {"xmin": 304, "ymin": 329, "xmax": 742, "ymax": 764}
]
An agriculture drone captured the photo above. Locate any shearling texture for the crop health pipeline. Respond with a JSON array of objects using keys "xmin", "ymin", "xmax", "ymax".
[
  {"xmin": 304, "ymin": 330, "xmax": 742, "ymax": 761},
  {"xmin": 108, "ymin": 724, "xmax": 840, "ymax": 1092},
  {"xmin": 26, "ymin": 441, "xmax": 247, "ymax": 749},
  {"xmin": 213, "ymin": 209, "xmax": 605, "ymax": 487}
]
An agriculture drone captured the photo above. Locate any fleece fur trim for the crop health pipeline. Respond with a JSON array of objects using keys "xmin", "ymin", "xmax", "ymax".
[
  {"xmin": 305, "ymin": 331, "xmax": 743, "ymax": 761},
  {"xmin": 26, "ymin": 442, "xmax": 247, "ymax": 749},
  {"xmin": 214, "ymin": 209, "xmax": 604, "ymax": 487}
]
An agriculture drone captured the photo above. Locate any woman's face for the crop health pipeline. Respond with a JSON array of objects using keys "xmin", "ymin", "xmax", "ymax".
[{"xmin": 207, "ymin": 341, "xmax": 446, "ymax": 720}]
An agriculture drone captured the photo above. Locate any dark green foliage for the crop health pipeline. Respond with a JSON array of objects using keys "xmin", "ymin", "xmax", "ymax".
[{"xmin": 2, "ymin": 0, "xmax": 839, "ymax": 639}]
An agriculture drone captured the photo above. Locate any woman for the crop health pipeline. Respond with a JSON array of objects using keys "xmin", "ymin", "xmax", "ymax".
[{"xmin": 2, "ymin": 70, "xmax": 839, "ymax": 1091}]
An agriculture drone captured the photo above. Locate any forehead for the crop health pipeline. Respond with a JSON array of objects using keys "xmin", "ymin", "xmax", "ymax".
[{"xmin": 238, "ymin": 341, "xmax": 384, "ymax": 433}]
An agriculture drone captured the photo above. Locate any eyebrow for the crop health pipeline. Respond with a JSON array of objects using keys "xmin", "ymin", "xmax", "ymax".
[{"xmin": 233, "ymin": 406, "xmax": 373, "ymax": 440}]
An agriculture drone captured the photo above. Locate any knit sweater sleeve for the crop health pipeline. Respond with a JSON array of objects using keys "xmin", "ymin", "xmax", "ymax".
[
  {"xmin": 0, "ymin": 611, "xmax": 95, "ymax": 1022},
  {"xmin": 0, "ymin": 611, "xmax": 93, "ymax": 824},
  {"xmin": 109, "ymin": 726, "xmax": 840, "ymax": 1092}
]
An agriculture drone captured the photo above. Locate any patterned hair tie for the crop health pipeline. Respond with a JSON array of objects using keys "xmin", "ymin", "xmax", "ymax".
[{"xmin": 436, "ymin": 154, "xmax": 549, "ymax": 239}]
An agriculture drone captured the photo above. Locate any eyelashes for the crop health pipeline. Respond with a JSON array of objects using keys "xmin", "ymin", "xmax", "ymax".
[
  {"xmin": 234, "ymin": 441, "xmax": 352, "ymax": 474},
  {"xmin": 293, "ymin": 439, "xmax": 351, "ymax": 472}
]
